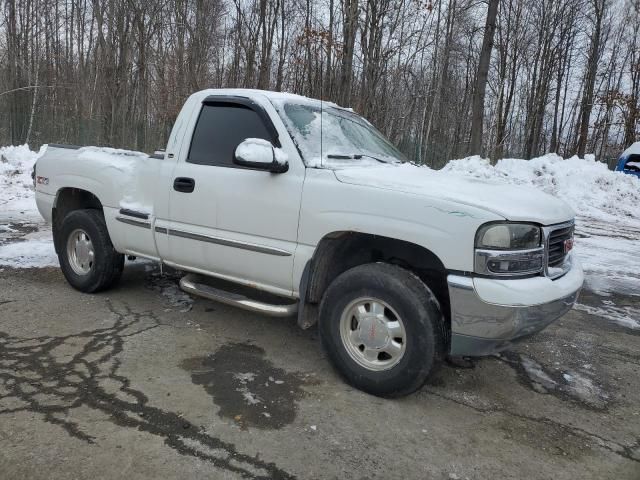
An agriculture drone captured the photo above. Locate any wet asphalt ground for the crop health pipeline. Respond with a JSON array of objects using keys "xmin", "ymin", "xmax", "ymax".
[{"xmin": 0, "ymin": 234, "xmax": 639, "ymax": 479}]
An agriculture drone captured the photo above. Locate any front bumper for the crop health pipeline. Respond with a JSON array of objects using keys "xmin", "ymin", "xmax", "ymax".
[{"xmin": 447, "ymin": 255, "xmax": 584, "ymax": 356}]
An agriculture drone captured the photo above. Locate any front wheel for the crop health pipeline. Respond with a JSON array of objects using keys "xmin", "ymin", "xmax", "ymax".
[
  {"xmin": 58, "ymin": 209, "xmax": 124, "ymax": 293},
  {"xmin": 319, "ymin": 263, "xmax": 446, "ymax": 397}
]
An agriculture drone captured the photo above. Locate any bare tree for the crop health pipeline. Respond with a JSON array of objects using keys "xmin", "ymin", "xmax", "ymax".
[
  {"xmin": 574, "ymin": 0, "xmax": 606, "ymax": 157},
  {"xmin": 468, "ymin": 0, "xmax": 499, "ymax": 155},
  {"xmin": 0, "ymin": 0, "xmax": 633, "ymax": 166}
]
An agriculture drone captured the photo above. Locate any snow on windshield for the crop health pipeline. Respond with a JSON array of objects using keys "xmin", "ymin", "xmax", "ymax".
[{"xmin": 273, "ymin": 101, "xmax": 405, "ymax": 168}]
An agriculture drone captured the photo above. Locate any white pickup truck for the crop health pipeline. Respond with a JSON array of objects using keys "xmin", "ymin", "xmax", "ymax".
[{"xmin": 34, "ymin": 89, "xmax": 584, "ymax": 397}]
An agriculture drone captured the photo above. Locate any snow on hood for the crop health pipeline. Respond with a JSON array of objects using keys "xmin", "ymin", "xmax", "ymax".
[{"xmin": 334, "ymin": 163, "xmax": 574, "ymax": 225}]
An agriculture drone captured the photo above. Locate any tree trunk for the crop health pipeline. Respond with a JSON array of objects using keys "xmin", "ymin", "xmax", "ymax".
[
  {"xmin": 575, "ymin": 0, "xmax": 604, "ymax": 158},
  {"xmin": 468, "ymin": 0, "xmax": 499, "ymax": 155},
  {"xmin": 338, "ymin": 0, "xmax": 358, "ymax": 107}
]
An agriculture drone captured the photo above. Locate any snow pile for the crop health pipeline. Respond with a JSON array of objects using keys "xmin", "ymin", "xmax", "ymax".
[
  {"xmin": 621, "ymin": 141, "xmax": 640, "ymax": 156},
  {"xmin": 0, "ymin": 144, "xmax": 58, "ymax": 268},
  {"xmin": 442, "ymin": 153, "xmax": 640, "ymax": 226},
  {"xmin": 119, "ymin": 197, "xmax": 153, "ymax": 215},
  {"xmin": 0, "ymin": 144, "xmax": 45, "ymax": 219}
]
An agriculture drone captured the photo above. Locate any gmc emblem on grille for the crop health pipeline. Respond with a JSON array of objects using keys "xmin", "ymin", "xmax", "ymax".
[{"xmin": 564, "ymin": 238, "xmax": 574, "ymax": 254}]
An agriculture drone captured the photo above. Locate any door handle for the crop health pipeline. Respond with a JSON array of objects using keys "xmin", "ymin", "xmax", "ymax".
[{"xmin": 173, "ymin": 177, "xmax": 195, "ymax": 193}]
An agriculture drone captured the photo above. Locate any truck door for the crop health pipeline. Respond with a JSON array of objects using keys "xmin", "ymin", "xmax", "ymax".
[{"xmin": 163, "ymin": 97, "xmax": 305, "ymax": 297}]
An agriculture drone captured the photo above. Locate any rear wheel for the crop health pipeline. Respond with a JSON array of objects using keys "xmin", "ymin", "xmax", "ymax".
[
  {"xmin": 58, "ymin": 209, "xmax": 124, "ymax": 293},
  {"xmin": 319, "ymin": 263, "xmax": 446, "ymax": 397}
]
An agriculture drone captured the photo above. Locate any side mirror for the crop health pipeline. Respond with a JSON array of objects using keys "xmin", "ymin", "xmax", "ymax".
[{"xmin": 234, "ymin": 138, "xmax": 289, "ymax": 173}]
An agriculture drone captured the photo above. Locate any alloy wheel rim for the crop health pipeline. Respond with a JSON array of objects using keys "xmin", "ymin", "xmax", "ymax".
[
  {"xmin": 66, "ymin": 229, "xmax": 95, "ymax": 275},
  {"xmin": 339, "ymin": 297, "xmax": 407, "ymax": 371}
]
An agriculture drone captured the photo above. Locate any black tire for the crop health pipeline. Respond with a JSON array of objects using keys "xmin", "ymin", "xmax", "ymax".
[
  {"xmin": 319, "ymin": 263, "xmax": 446, "ymax": 397},
  {"xmin": 57, "ymin": 209, "xmax": 124, "ymax": 293}
]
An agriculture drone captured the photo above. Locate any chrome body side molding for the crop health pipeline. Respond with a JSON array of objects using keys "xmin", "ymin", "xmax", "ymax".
[
  {"xmin": 154, "ymin": 226, "xmax": 291, "ymax": 257},
  {"xmin": 116, "ymin": 216, "xmax": 151, "ymax": 229}
]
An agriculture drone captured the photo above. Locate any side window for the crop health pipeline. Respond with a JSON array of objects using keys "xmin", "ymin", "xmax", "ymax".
[{"xmin": 187, "ymin": 103, "xmax": 273, "ymax": 167}]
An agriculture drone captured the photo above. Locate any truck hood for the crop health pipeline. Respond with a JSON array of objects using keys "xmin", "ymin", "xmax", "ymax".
[{"xmin": 334, "ymin": 164, "xmax": 574, "ymax": 225}]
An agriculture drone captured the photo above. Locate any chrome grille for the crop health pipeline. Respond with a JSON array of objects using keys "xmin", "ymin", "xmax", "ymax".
[
  {"xmin": 547, "ymin": 224, "xmax": 574, "ymax": 267},
  {"xmin": 543, "ymin": 221, "xmax": 575, "ymax": 279}
]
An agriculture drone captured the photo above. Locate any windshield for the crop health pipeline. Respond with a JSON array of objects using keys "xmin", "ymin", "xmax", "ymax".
[{"xmin": 274, "ymin": 102, "xmax": 407, "ymax": 167}]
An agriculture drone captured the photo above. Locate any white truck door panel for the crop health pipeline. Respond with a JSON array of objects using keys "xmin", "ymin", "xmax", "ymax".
[
  {"xmin": 208, "ymin": 167, "xmax": 303, "ymax": 294},
  {"xmin": 163, "ymin": 161, "xmax": 219, "ymax": 265},
  {"xmin": 166, "ymin": 98, "xmax": 304, "ymax": 296}
]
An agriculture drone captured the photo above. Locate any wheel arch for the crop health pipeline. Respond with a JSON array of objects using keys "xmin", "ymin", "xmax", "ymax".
[
  {"xmin": 299, "ymin": 231, "xmax": 450, "ymax": 333},
  {"xmin": 52, "ymin": 187, "xmax": 104, "ymax": 253}
]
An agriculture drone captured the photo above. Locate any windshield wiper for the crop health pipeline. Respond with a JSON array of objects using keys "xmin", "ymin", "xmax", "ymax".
[{"xmin": 326, "ymin": 153, "xmax": 393, "ymax": 164}]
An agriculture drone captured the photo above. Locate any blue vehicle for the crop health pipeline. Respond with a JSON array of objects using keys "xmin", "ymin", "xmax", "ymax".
[{"xmin": 615, "ymin": 142, "xmax": 640, "ymax": 178}]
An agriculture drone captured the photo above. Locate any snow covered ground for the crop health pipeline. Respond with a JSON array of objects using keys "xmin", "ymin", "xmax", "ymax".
[{"xmin": 0, "ymin": 145, "xmax": 638, "ymax": 328}]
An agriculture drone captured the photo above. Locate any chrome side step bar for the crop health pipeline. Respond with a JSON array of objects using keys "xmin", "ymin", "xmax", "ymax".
[{"xmin": 179, "ymin": 274, "xmax": 298, "ymax": 317}]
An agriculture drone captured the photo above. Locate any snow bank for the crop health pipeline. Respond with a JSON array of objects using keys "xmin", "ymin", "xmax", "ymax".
[
  {"xmin": 0, "ymin": 144, "xmax": 57, "ymax": 268},
  {"xmin": 442, "ymin": 153, "xmax": 640, "ymax": 226},
  {"xmin": 0, "ymin": 144, "xmax": 45, "ymax": 219}
]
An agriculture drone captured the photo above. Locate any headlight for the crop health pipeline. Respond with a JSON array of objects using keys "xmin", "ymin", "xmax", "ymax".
[
  {"xmin": 476, "ymin": 223, "xmax": 541, "ymax": 249},
  {"xmin": 475, "ymin": 223, "xmax": 543, "ymax": 276}
]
